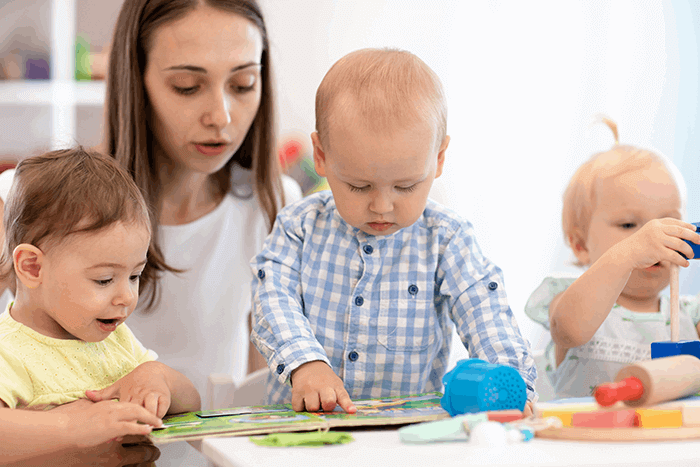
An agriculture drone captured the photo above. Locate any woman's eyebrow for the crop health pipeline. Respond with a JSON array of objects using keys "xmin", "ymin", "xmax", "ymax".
[{"xmin": 164, "ymin": 62, "xmax": 262, "ymax": 73}]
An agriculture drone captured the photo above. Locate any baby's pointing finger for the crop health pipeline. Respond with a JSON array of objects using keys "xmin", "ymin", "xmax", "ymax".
[{"xmin": 335, "ymin": 389, "xmax": 356, "ymax": 414}]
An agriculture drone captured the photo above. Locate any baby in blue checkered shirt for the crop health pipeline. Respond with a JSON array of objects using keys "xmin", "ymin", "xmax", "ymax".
[{"xmin": 251, "ymin": 48, "xmax": 536, "ymax": 415}]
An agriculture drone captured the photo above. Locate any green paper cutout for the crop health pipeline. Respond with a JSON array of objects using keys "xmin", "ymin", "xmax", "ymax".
[{"xmin": 250, "ymin": 431, "xmax": 354, "ymax": 447}]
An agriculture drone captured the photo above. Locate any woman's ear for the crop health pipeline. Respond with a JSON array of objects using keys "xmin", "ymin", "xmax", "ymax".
[
  {"xmin": 13, "ymin": 244, "xmax": 44, "ymax": 289},
  {"xmin": 311, "ymin": 131, "xmax": 327, "ymax": 178}
]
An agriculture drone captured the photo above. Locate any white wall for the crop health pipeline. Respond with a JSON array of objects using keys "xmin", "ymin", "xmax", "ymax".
[
  {"xmin": 263, "ymin": 0, "xmax": 700, "ymax": 359},
  {"xmin": 5, "ymin": 0, "xmax": 697, "ymax": 364}
]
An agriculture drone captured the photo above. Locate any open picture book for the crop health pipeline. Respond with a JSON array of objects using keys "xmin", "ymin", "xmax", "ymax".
[{"xmin": 150, "ymin": 392, "xmax": 449, "ymax": 443}]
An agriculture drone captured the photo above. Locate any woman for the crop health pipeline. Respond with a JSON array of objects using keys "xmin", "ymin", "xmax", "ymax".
[
  {"xmin": 103, "ymin": 0, "xmax": 301, "ymax": 401},
  {"xmin": 0, "ymin": 0, "xmax": 301, "ymax": 464},
  {"xmin": 104, "ymin": 0, "xmax": 301, "ymax": 464}
]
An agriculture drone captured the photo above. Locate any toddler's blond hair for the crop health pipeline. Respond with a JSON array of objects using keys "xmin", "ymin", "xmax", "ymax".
[
  {"xmin": 562, "ymin": 118, "xmax": 686, "ymax": 264},
  {"xmin": 315, "ymin": 48, "xmax": 447, "ymax": 150}
]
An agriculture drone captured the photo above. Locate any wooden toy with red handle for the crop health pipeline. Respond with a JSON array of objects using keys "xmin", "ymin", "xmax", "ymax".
[{"xmin": 595, "ymin": 355, "xmax": 700, "ymax": 407}]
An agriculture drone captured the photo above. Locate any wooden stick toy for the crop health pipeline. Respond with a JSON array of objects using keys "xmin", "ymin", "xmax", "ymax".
[
  {"xmin": 651, "ymin": 224, "xmax": 700, "ymax": 359},
  {"xmin": 670, "ymin": 264, "xmax": 680, "ymax": 342}
]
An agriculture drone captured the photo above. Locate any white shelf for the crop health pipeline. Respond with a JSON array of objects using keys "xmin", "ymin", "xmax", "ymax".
[{"xmin": 0, "ymin": 81, "xmax": 105, "ymax": 106}]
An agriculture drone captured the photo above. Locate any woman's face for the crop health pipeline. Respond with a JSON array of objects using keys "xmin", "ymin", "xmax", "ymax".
[{"xmin": 144, "ymin": 5, "xmax": 264, "ymax": 178}]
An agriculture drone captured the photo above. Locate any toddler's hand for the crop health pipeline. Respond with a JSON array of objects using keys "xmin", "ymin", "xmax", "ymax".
[
  {"xmin": 290, "ymin": 361, "xmax": 357, "ymax": 414},
  {"xmin": 86, "ymin": 362, "xmax": 172, "ymax": 418},
  {"xmin": 51, "ymin": 398, "xmax": 162, "ymax": 448},
  {"xmin": 616, "ymin": 218, "xmax": 700, "ymax": 269}
]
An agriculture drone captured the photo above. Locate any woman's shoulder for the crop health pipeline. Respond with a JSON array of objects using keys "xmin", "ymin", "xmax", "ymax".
[
  {"xmin": 524, "ymin": 273, "xmax": 579, "ymax": 328},
  {"xmin": 0, "ymin": 168, "xmax": 15, "ymax": 203},
  {"xmin": 281, "ymin": 174, "xmax": 303, "ymax": 205}
]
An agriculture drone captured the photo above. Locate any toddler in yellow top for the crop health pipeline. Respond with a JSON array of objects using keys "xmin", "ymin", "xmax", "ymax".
[{"xmin": 0, "ymin": 147, "xmax": 201, "ymax": 420}]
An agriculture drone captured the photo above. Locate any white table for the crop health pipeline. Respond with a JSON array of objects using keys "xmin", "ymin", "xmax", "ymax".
[{"xmin": 200, "ymin": 428, "xmax": 700, "ymax": 467}]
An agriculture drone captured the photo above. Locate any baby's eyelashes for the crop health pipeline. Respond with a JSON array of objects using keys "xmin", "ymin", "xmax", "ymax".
[{"xmin": 348, "ymin": 185, "xmax": 369, "ymax": 193}]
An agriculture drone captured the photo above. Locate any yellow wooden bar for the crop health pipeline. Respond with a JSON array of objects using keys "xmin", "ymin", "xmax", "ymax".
[{"xmin": 635, "ymin": 409, "xmax": 683, "ymax": 428}]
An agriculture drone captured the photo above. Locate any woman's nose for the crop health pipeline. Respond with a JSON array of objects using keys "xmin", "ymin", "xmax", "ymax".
[{"xmin": 202, "ymin": 90, "xmax": 233, "ymax": 129}]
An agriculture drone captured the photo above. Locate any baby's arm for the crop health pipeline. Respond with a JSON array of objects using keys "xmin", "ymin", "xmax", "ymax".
[
  {"xmin": 250, "ymin": 207, "xmax": 355, "ymax": 413},
  {"xmin": 440, "ymin": 223, "xmax": 537, "ymax": 401},
  {"xmin": 550, "ymin": 219, "xmax": 700, "ymax": 349},
  {"xmin": 85, "ymin": 361, "xmax": 201, "ymax": 417},
  {"xmin": 0, "ymin": 398, "xmax": 162, "ymax": 464}
]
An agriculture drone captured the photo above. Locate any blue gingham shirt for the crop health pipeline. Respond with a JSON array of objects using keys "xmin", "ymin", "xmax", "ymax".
[{"xmin": 251, "ymin": 191, "xmax": 536, "ymax": 404}]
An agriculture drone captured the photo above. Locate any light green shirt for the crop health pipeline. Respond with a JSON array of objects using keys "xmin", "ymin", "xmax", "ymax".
[{"xmin": 525, "ymin": 274, "xmax": 700, "ymax": 399}]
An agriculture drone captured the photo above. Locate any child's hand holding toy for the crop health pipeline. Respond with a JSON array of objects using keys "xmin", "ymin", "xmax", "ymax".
[{"xmin": 610, "ymin": 218, "xmax": 700, "ymax": 270}]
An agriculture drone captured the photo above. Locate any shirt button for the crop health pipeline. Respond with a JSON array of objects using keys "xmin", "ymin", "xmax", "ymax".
[
  {"xmin": 363, "ymin": 244, "xmax": 374, "ymax": 254},
  {"xmin": 276, "ymin": 363, "xmax": 285, "ymax": 374},
  {"xmin": 408, "ymin": 284, "xmax": 419, "ymax": 295},
  {"xmin": 257, "ymin": 269, "xmax": 265, "ymax": 279},
  {"xmin": 355, "ymin": 296, "xmax": 364, "ymax": 306},
  {"xmin": 348, "ymin": 351, "xmax": 359, "ymax": 361},
  {"xmin": 488, "ymin": 282, "xmax": 498, "ymax": 291}
]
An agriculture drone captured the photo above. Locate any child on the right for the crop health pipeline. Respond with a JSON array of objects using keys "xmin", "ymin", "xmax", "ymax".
[{"xmin": 525, "ymin": 119, "xmax": 700, "ymax": 399}]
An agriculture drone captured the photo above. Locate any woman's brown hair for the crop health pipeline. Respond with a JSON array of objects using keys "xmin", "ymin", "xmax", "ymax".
[{"xmin": 103, "ymin": 0, "xmax": 283, "ymax": 310}]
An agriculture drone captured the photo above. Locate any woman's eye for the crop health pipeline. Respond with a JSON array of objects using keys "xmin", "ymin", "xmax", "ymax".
[
  {"xmin": 129, "ymin": 274, "xmax": 141, "ymax": 283},
  {"xmin": 94, "ymin": 279, "xmax": 112, "ymax": 286},
  {"xmin": 620, "ymin": 223, "xmax": 636, "ymax": 229},
  {"xmin": 173, "ymin": 86, "xmax": 199, "ymax": 96},
  {"xmin": 231, "ymin": 77, "xmax": 257, "ymax": 93}
]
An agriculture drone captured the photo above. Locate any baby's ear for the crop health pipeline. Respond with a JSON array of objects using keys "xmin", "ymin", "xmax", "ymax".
[
  {"xmin": 310, "ymin": 132, "xmax": 327, "ymax": 177},
  {"xmin": 569, "ymin": 232, "xmax": 590, "ymax": 265},
  {"xmin": 434, "ymin": 135, "xmax": 450, "ymax": 179},
  {"xmin": 13, "ymin": 244, "xmax": 44, "ymax": 289}
]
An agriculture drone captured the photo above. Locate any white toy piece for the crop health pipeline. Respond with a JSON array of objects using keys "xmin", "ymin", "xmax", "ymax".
[{"xmin": 469, "ymin": 421, "xmax": 509, "ymax": 446}]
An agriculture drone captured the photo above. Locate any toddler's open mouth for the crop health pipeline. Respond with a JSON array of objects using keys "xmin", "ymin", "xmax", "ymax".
[{"xmin": 97, "ymin": 318, "xmax": 118, "ymax": 324}]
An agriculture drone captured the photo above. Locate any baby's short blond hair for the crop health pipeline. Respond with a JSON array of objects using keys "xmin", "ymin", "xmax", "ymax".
[
  {"xmin": 315, "ymin": 48, "xmax": 447, "ymax": 150},
  {"xmin": 562, "ymin": 120, "xmax": 686, "ymax": 261}
]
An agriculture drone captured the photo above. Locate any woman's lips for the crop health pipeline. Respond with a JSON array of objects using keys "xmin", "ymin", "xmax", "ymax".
[{"xmin": 194, "ymin": 143, "xmax": 228, "ymax": 156}]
